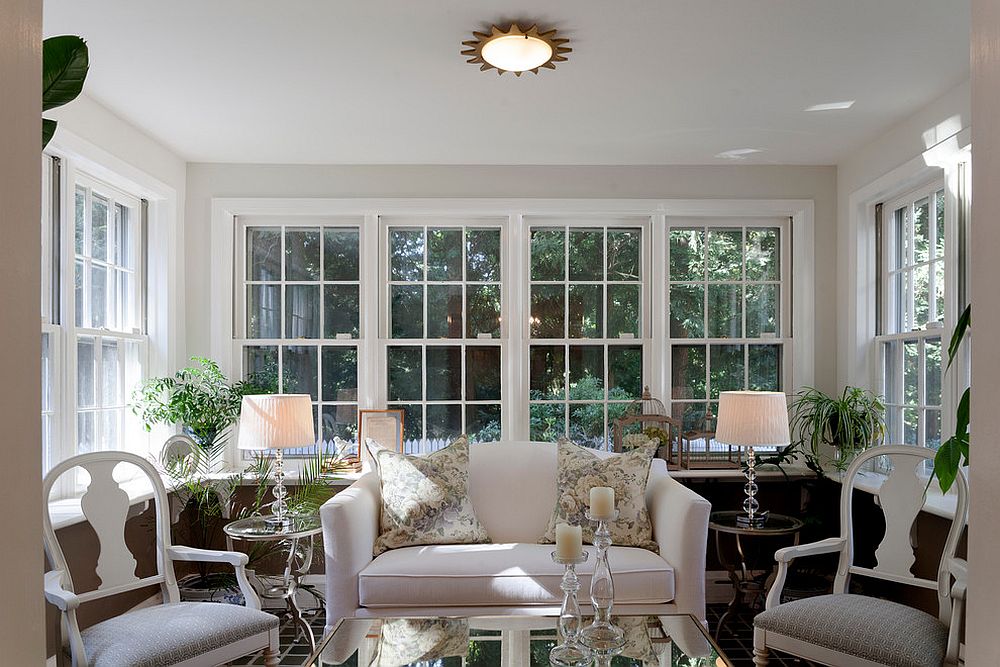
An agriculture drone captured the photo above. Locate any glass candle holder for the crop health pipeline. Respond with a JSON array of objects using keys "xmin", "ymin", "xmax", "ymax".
[
  {"xmin": 580, "ymin": 509, "xmax": 626, "ymax": 652},
  {"xmin": 548, "ymin": 550, "xmax": 591, "ymax": 667}
]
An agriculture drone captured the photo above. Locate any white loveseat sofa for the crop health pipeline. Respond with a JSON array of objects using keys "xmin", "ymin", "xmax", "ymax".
[{"xmin": 320, "ymin": 441, "xmax": 711, "ymax": 631}]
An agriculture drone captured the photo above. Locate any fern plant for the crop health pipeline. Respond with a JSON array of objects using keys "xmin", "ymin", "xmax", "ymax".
[
  {"xmin": 789, "ymin": 386, "xmax": 886, "ymax": 473},
  {"xmin": 132, "ymin": 356, "xmax": 271, "ymax": 448}
]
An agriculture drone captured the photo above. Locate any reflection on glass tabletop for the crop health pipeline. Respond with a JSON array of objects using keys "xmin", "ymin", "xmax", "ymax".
[
  {"xmin": 223, "ymin": 514, "xmax": 322, "ymax": 540},
  {"xmin": 709, "ymin": 511, "xmax": 804, "ymax": 535},
  {"xmin": 307, "ymin": 614, "xmax": 730, "ymax": 666}
]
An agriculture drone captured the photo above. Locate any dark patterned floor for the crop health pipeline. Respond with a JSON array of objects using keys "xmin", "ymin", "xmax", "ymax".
[{"xmin": 231, "ymin": 603, "xmax": 816, "ymax": 666}]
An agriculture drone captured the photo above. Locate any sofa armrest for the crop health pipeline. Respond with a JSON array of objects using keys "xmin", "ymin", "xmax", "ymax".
[
  {"xmin": 648, "ymin": 472, "xmax": 711, "ymax": 623},
  {"xmin": 321, "ymin": 472, "xmax": 380, "ymax": 629}
]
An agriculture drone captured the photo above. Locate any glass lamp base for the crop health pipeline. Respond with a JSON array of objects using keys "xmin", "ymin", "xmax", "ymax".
[
  {"xmin": 736, "ymin": 510, "xmax": 769, "ymax": 528},
  {"xmin": 264, "ymin": 514, "xmax": 292, "ymax": 529},
  {"xmin": 548, "ymin": 643, "xmax": 592, "ymax": 667},
  {"xmin": 580, "ymin": 622, "xmax": 625, "ymax": 651}
]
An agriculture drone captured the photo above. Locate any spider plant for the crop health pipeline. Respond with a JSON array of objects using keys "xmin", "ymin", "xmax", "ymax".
[{"xmin": 790, "ymin": 386, "xmax": 886, "ymax": 473}]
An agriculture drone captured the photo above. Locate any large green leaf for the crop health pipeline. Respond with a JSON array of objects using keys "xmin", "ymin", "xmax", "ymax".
[
  {"xmin": 42, "ymin": 118, "xmax": 57, "ymax": 148},
  {"xmin": 947, "ymin": 305, "xmax": 971, "ymax": 371},
  {"xmin": 42, "ymin": 36, "xmax": 89, "ymax": 112}
]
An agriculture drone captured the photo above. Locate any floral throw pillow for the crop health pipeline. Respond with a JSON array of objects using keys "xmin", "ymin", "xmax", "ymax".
[
  {"xmin": 370, "ymin": 618, "xmax": 470, "ymax": 667},
  {"xmin": 369, "ymin": 435, "xmax": 489, "ymax": 556},
  {"xmin": 541, "ymin": 437, "xmax": 658, "ymax": 552}
]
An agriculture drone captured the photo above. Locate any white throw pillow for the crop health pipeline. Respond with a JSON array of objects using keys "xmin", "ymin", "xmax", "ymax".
[
  {"xmin": 540, "ymin": 437, "xmax": 658, "ymax": 552},
  {"xmin": 367, "ymin": 435, "xmax": 490, "ymax": 556}
]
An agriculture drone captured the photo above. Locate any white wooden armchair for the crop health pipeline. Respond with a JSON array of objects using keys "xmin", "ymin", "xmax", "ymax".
[
  {"xmin": 43, "ymin": 451, "xmax": 280, "ymax": 667},
  {"xmin": 752, "ymin": 445, "xmax": 969, "ymax": 667}
]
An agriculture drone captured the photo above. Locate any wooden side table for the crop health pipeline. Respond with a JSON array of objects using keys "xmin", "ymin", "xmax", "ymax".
[
  {"xmin": 225, "ymin": 514, "xmax": 323, "ymax": 650},
  {"xmin": 708, "ymin": 510, "xmax": 804, "ymax": 640}
]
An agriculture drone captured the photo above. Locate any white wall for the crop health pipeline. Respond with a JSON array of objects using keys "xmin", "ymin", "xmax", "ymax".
[
  {"xmin": 967, "ymin": 0, "xmax": 1000, "ymax": 661},
  {"xmin": 184, "ymin": 163, "xmax": 838, "ymax": 392},
  {"xmin": 0, "ymin": 0, "xmax": 45, "ymax": 660},
  {"xmin": 836, "ymin": 79, "xmax": 971, "ymax": 389}
]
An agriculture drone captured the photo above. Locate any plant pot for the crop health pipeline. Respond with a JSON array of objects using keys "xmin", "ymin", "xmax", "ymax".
[{"xmin": 177, "ymin": 572, "xmax": 245, "ymax": 605}]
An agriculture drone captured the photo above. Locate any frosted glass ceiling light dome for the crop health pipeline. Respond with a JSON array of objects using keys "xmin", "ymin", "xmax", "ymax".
[{"xmin": 463, "ymin": 23, "xmax": 570, "ymax": 76}]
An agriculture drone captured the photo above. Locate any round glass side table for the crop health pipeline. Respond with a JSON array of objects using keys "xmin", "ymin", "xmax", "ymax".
[
  {"xmin": 224, "ymin": 514, "xmax": 323, "ymax": 650},
  {"xmin": 708, "ymin": 511, "xmax": 804, "ymax": 640}
]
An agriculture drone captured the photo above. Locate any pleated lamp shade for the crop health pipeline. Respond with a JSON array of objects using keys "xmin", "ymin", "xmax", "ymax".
[
  {"xmin": 715, "ymin": 391, "xmax": 790, "ymax": 448},
  {"xmin": 237, "ymin": 394, "xmax": 315, "ymax": 450}
]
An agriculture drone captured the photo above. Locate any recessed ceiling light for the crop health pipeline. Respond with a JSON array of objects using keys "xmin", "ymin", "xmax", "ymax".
[
  {"xmin": 462, "ymin": 23, "xmax": 570, "ymax": 76},
  {"xmin": 805, "ymin": 100, "xmax": 855, "ymax": 112},
  {"xmin": 715, "ymin": 148, "xmax": 762, "ymax": 160}
]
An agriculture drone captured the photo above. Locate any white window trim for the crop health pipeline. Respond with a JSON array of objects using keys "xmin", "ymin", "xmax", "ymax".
[
  {"xmin": 211, "ymin": 198, "xmax": 815, "ymax": 462},
  {"xmin": 840, "ymin": 128, "xmax": 971, "ymax": 452},
  {"xmin": 43, "ymin": 130, "xmax": 183, "ymax": 498}
]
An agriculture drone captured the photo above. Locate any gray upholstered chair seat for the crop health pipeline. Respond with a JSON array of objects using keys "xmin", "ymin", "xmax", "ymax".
[
  {"xmin": 754, "ymin": 593, "xmax": 948, "ymax": 667},
  {"xmin": 79, "ymin": 602, "xmax": 279, "ymax": 667}
]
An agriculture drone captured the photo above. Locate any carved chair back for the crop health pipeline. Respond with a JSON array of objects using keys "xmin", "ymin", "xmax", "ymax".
[
  {"xmin": 835, "ymin": 445, "xmax": 969, "ymax": 624},
  {"xmin": 42, "ymin": 451, "xmax": 181, "ymax": 608}
]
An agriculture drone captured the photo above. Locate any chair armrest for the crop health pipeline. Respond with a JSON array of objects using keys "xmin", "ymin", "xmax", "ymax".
[
  {"xmin": 765, "ymin": 537, "xmax": 846, "ymax": 610},
  {"xmin": 647, "ymin": 472, "xmax": 711, "ymax": 623},
  {"xmin": 166, "ymin": 545, "xmax": 261, "ymax": 610},
  {"xmin": 167, "ymin": 545, "xmax": 249, "ymax": 566},
  {"xmin": 321, "ymin": 472, "xmax": 380, "ymax": 630},
  {"xmin": 774, "ymin": 537, "xmax": 846, "ymax": 563},
  {"xmin": 44, "ymin": 570, "xmax": 80, "ymax": 611}
]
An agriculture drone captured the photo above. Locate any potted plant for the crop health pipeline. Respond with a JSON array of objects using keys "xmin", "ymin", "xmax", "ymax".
[
  {"xmin": 132, "ymin": 357, "xmax": 277, "ymax": 600},
  {"xmin": 158, "ymin": 438, "xmax": 338, "ymax": 603},
  {"xmin": 132, "ymin": 356, "xmax": 269, "ymax": 449},
  {"xmin": 789, "ymin": 386, "xmax": 886, "ymax": 474}
]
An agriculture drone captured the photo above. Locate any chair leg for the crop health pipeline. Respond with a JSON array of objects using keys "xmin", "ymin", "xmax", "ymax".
[
  {"xmin": 263, "ymin": 647, "xmax": 279, "ymax": 667},
  {"xmin": 752, "ymin": 626, "xmax": 769, "ymax": 666}
]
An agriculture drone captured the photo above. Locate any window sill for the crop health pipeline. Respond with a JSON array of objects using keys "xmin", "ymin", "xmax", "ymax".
[
  {"xmin": 48, "ymin": 469, "xmax": 362, "ymax": 532},
  {"xmin": 833, "ymin": 469, "xmax": 962, "ymax": 521}
]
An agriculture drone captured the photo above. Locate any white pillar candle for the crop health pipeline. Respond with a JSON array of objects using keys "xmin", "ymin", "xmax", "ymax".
[
  {"xmin": 590, "ymin": 486, "xmax": 615, "ymax": 519},
  {"xmin": 555, "ymin": 523, "xmax": 583, "ymax": 560}
]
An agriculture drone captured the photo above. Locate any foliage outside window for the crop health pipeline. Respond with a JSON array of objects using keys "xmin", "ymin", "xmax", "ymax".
[
  {"xmin": 240, "ymin": 221, "xmax": 361, "ymax": 454},
  {"xmin": 668, "ymin": 222, "xmax": 786, "ymax": 448},
  {"xmin": 385, "ymin": 224, "xmax": 503, "ymax": 450},
  {"xmin": 527, "ymin": 224, "xmax": 644, "ymax": 449}
]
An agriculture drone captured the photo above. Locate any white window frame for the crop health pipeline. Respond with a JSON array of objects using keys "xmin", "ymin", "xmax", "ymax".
[
  {"xmin": 211, "ymin": 198, "xmax": 815, "ymax": 465},
  {"xmin": 666, "ymin": 217, "xmax": 793, "ymax": 440},
  {"xmin": 523, "ymin": 216, "xmax": 651, "ymax": 447},
  {"xmin": 840, "ymin": 129, "xmax": 970, "ymax": 468},
  {"xmin": 43, "ymin": 131, "xmax": 182, "ymax": 499},
  {"xmin": 378, "ymin": 217, "xmax": 507, "ymax": 450},
  {"xmin": 877, "ymin": 181, "xmax": 948, "ymax": 452},
  {"xmin": 233, "ymin": 216, "xmax": 366, "ymax": 457}
]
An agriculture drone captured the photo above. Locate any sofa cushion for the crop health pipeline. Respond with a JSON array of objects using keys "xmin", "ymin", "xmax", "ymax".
[
  {"xmin": 79, "ymin": 602, "xmax": 277, "ymax": 667},
  {"xmin": 754, "ymin": 594, "xmax": 948, "ymax": 667},
  {"xmin": 541, "ymin": 438, "xmax": 658, "ymax": 551},
  {"xmin": 359, "ymin": 543, "xmax": 674, "ymax": 608},
  {"xmin": 370, "ymin": 435, "xmax": 489, "ymax": 556}
]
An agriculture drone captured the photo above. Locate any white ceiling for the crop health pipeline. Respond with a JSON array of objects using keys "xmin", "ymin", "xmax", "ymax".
[{"xmin": 43, "ymin": 0, "xmax": 970, "ymax": 165}]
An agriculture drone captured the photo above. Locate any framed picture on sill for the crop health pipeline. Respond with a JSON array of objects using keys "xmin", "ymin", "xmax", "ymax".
[{"xmin": 358, "ymin": 409, "xmax": 405, "ymax": 465}]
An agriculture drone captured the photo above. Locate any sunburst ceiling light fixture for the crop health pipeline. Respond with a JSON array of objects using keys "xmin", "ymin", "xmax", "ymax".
[{"xmin": 462, "ymin": 23, "xmax": 570, "ymax": 76}]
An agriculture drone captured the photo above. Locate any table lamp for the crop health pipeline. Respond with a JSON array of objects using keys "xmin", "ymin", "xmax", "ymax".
[
  {"xmin": 237, "ymin": 394, "xmax": 316, "ymax": 528},
  {"xmin": 715, "ymin": 391, "xmax": 791, "ymax": 528}
]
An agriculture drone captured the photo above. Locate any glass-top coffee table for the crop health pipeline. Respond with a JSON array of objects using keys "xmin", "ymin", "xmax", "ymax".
[{"xmin": 307, "ymin": 614, "xmax": 731, "ymax": 666}]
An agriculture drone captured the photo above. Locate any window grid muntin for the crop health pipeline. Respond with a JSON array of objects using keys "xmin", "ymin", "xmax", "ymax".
[
  {"xmin": 73, "ymin": 183, "xmax": 140, "ymax": 334},
  {"xmin": 382, "ymin": 221, "xmax": 505, "ymax": 448},
  {"xmin": 666, "ymin": 221, "xmax": 789, "ymax": 444},
  {"xmin": 237, "ymin": 220, "xmax": 364, "ymax": 455},
  {"xmin": 878, "ymin": 180, "xmax": 947, "ymax": 454},
  {"xmin": 526, "ymin": 220, "xmax": 648, "ymax": 449}
]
